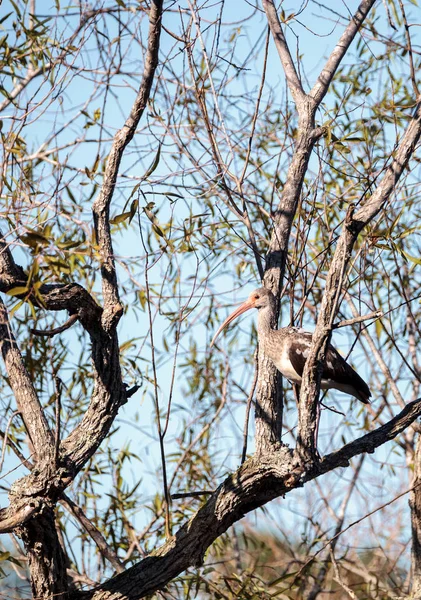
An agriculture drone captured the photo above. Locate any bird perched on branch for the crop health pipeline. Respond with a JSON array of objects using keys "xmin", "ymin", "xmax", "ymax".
[{"xmin": 211, "ymin": 287, "xmax": 371, "ymax": 404}]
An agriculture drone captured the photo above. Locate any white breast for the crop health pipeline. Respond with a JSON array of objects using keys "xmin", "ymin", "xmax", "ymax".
[{"xmin": 271, "ymin": 343, "xmax": 303, "ymax": 384}]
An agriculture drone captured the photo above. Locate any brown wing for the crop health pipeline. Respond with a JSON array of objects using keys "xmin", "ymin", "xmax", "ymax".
[
  {"xmin": 323, "ymin": 344, "xmax": 371, "ymax": 403},
  {"xmin": 288, "ymin": 332, "xmax": 371, "ymax": 403},
  {"xmin": 287, "ymin": 335, "xmax": 311, "ymax": 378}
]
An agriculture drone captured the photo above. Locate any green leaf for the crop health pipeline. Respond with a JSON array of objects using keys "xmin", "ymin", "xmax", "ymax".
[
  {"xmin": 129, "ymin": 198, "xmax": 138, "ymax": 223},
  {"xmin": 138, "ymin": 289, "xmax": 147, "ymax": 309},
  {"xmin": 153, "ymin": 224, "xmax": 165, "ymax": 238},
  {"xmin": 142, "ymin": 143, "xmax": 161, "ymax": 180},
  {"xmin": 402, "ymin": 251, "xmax": 421, "ymax": 266},
  {"xmin": 56, "ymin": 239, "xmax": 83, "ymax": 250},
  {"xmin": 110, "ymin": 211, "xmax": 132, "ymax": 225},
  {"xmin": 6, "ymin": 286, "xmax": 29, "ymax": 296},
  {"xmin": 9, "ymin": 300, "xmax": 24, "ymax": 316},
  {"xmin": 20, "ymin": 231, "xmax": 50, "ymax": 247}
]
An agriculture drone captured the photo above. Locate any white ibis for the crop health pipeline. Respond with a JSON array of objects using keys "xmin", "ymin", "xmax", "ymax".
[{"xmin": 211, "ymin": 287, "xmax": 371, "ymax": 404}]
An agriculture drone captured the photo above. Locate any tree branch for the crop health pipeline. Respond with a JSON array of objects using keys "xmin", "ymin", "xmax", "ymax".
[
  {"xmin": 92, "ymin": 0, "xmax": 163, "ymax": 332},
  {"xmin": 60, "ymin": 494, "xmax": 124, "ymax": 575},
  {"xmin": 297, "ymin": 99, "xmax": 421, "ymax": 461},
  {"xmin": 70, "ymin": 398, "xmax": 421, "ymax": 600},
  {"xmin": 310, "ymin": 0, "xmax": 377, "ymax": 105},
  {"xmin": 0, "ymin": 299, "xmax": 55, "ymax": 463},
  {"xmin": 257, "ymin": 0, "xmax": 377, "ymax": 452},
  {"xmin": 31, "ymin": 314, "xmax": 79, "ymax": 338},
  {"xmin": 261, "ymin": 0, "xmax": 306, "ymax": 106}
]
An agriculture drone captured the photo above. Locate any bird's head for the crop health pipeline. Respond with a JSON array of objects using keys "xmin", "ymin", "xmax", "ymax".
[
  {"xmin": 210, "ymin": 287, "xmax": 275, "ymax": 347},
  {"xmin": 247, "ymin": 287, "xmax": 274, "ymax": 310}
]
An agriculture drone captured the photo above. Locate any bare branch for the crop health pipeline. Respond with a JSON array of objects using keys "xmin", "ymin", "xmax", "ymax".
[
  {"xmin": 297, "ymin": 100, "xmax": 421, "ymax": 460},
  {"xmin": 60, "ymin": 494, "xmax": 124, "ymax": 575},
  {"xmin": 261, "ymin": 0, "xmax": 306, "ymax": 106},
  {"xmin": 0, "ymin": 299, "xmax": 54, "ymax": 463},
  {"xmin": 92, "ymin": 0, "xmax": 163, "ymax": 331},
  {"xmin": 0, "ymin": 502, "xmax": 40, "ymax": 535},
  {"xmin": 31, "ymin": 314, "xmax": 79, "ymax": 338},
  {"xmin": 257, "ymin": 1, "xmax": 377, "ymax": 451},
  {"xmin": 310, "ymin": 0, "xmax": 377, "ymax": 105},
  {"xmin": 332, "ymin": 310, "xmax": 383, "ymax": 329}
]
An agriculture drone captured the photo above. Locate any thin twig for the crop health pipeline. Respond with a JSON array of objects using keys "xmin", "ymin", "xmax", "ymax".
[
  {"xmin": 330, "ymin": 549, "xmax": 358, "ymax": 600},
  {"xmin": 0, "ymin": 429, "xmax": 33, "ymax": 471},
  {"xmin": 398, "ymin": 0, "xmax": 419, "ymax": 98},
  {"xmin": 138, "ymin": 215, "xmax": 171, "ymax": 540},
  {"xmin": 332, "ymin": 309, "xmax": 383, "ymax": 329},
  {"xmin": 294, "ymin": 480, "xmax": 421, "ymax": 584},
  {"xmin": 171, "ymin": 491, "xmax": 214, "ymax": 500},
  {"xmin": 60, "ymin": 494, "xmax": 124, "ymax": 574}
]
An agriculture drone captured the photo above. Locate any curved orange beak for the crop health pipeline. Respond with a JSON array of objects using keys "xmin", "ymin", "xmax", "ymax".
[{"xmin": 210, "ymin": 298, "xmax": 255, "ymax": 347}]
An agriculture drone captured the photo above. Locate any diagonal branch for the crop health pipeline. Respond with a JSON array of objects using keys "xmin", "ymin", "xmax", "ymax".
[
  {"xmin": 70, "ymin": 398, "xmax": 421, "ymax": 600},
  {"xmin": 92, "ymin": 0, "xmax": 163, "ymax": 331},
  {"xmin": 60, "ymin": 494, "xmax": 124, "ymax": 574},
  {"xmin": 0, "ymin": 299, "xmax": 54, "ymax": 463},
  {"xmin": 256, "ymin": 0, "xmax": 377, "ymax": 451},
  {"xmin": 297, "ymin": 100, "xmax": 421, "ymax": 460},
  {"xmin": 261, "ymin": 0, "xmax": 306, "ymax": 106},
  {"xmin": 310, "ymin": 0, "xmax": 377, "ymax": 105}
]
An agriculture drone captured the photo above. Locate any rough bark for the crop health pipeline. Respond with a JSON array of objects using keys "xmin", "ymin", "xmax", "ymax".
[
  {"xmin": 18, "ymin": 508, "xmax": 69, "ymax": 600},
  {"xmin": 0, "ymin": 1, "xmax": 419, "ymax": 598},
  {"xmin": 0, "ymin": 2, "xmax": 164, "ymax": 597},
  {"xmin": 255, "ymin": 0, "xmax": 376, "ymax": 452},
  {"xmin": 69, "ymin": 398, "xmax": 421, "ymax": 600},
  {"xmin": 0, "ymin": 299, "xmax": 54, "ymax": 464},
  {"xmin": 92, "ymin": 0, "xmax": 163, "ymax": 328},
  {"xmin": 411, "ymin": 434, "xmax": 421, "ymax": 596}
]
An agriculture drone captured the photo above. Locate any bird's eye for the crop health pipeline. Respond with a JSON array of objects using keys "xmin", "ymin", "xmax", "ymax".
[{"xmin": 254, "ymin": 294, "xmax": 260, "ymax": 300}]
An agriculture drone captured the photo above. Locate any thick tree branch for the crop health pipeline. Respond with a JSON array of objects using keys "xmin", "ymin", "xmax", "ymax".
[
  {"xmin": 297, "ymin": 100, "xmax": 421, "ymax": 460},
  {"xmin": 0, "ymin": 501, "xmax": 40, "ymax": 534},
  {"xmin": 261, "ymin": 0, "xmax": 306, "ymax": 105},
  {"xmin": 0, "ymin": 299, "xmax": 55, "ymax": 463},
  {"xmin": 0, "ymin": 1, "xmax": 165, "ymax": 500},
  {"xmin": 20, "ymin": 507, "xmax": 69, "ymax": 600},
  {"xmin": 310, "ymin": 0, "xmax": 377, "ymax": 105},
  {"xmin": 92, "ymin": 0, "xmax": 163, "ymax": 332},
  {"xmin": 70, "ymin": 398, "xmax": 421, "ymax": 600}
]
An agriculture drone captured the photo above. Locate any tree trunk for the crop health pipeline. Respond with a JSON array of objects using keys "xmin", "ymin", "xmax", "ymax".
[
  {"xmin": 411, "ymin": 434, "xmax": 421, "ymax": 597},
  {"xmin": 19, "ymin": 507, "xmax": 69, "ymax": 600}
]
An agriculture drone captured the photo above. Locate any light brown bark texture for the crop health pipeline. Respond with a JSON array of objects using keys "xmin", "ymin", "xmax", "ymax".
[{"xmin": 0, "ymin": 1, "xmax": 164, "ymax": 598}]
